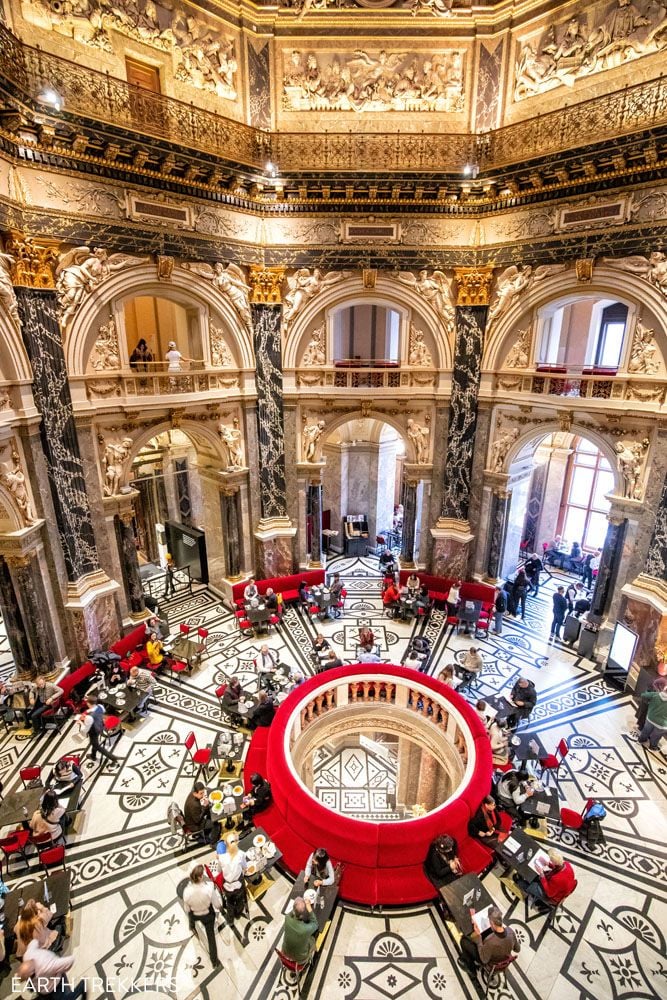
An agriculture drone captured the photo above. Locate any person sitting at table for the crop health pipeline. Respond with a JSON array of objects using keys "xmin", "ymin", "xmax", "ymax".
[
  {"xmin": 145, "ymin": 614, "xmax": 169, "ymax": 641},
  {"xmin": 446, "ymin": 579, "xmax": 462, "ymax": 614},
  {"xmin": 247, "ymin": 690, "xmax": 276, "ymax": 729},
  {"xmin": 282, "ymin": 896, "xmax": 319, "ymax": 966},
  {"xmin": 438, "ymin": 664, "xmax": 457, "ymax": 687},
  {"xmin": 358, "ymin": 626, "xmax": 375, "ymax": 648},
  {"xmin": 329, "ymin": 574, "xmax": 344, "ymax": 601},
  {"xmin": 468, "ymin": 795, "xmax": 504, "ymax": 841},
  {"xmin": 263, "ymin": 587, "xmax": 278, "ymax": 611},
  {"xmin": 458, "ymin": 906, "xmax": 520, "ymax": 976},
  {"xmin": 256, "ymin": 644, "xmax": 279, "ymax": 686},
  {"xmin": 517, "ymin": 848, "xmax": 577, "ymax": 909},
  {"xmin": 127, "ymin": 664, "xmax": 154, "ymax": 719},
  {"xmin": 184, "ymin": 782, "xmax": 221, "ymax": 844},
  {"xmin": 29, "ymin": 789, "xmax": 69, "ymax": 842},
  {"xmin": 475, "ymin": 699, "xmax": 491, "ymax": 729},
  {"xmin": 221, "ymin": 676, "xmax": 244, "ymax": 711},
  {"xmin": 496, "ymin": 768, "xmax": 534, "ymax": 824},
  {"xmin": 52, "ymin": 756, "xmax": 83, "ymax": 795},
  {"xmin": 383, "ymin": 580, "xmax": 400, "ymax": 617},
  {"xmin": 240, "ymin": 772, "xmax": 272, "ymax": 829},
  {"xmin": 415, "ymin": 585, "xmax": 431, "ymax": 613},
  {"xmin": 218, "ymin": 831, "xmax": 248, "ymax": 925},
  {"xmin": 28, "ymin": 677, "xmax": 64, "ymax": 733},
  {"xmin": 298, "ymin": 580, "xmax": 313, "ymax": 606},
  {"xmin": 358, "ymin": 644, "xmax": 382, "ymax": 664},
  {"xmin": 406, "ymin": 572, "xmax": 420, "ymax": 596},
  {"xmin": 459, "ymin": 647, "xmax": 484, "ymax": 684},
  {"xmin": 244, "ymin": 578, "xmax": 258, "ymax": 602},
  {"xmin": 379, "ymin": 548, "xmax": 396, "ymax": 572},
  {"xmin": 14, "ymin": 898, "xmax": 59, "ymax": 960},
  {"xmin": 508, "ymin": 677, "xmax": 537, "ymax": 727},
  {"xmin": 105, "ymin": 658, "xmax": 125, "ymax": 688},
  {"xmin": 182, "ymin": 864, "xmax": 222, "ymax": 968},
  {"xmin": 313, "ymin": 633, "xmax": 330, "ymax": 658},
  {"xmin": 322, "ymin": 650, "xmax": 343, "ymax": 671},
  {"xmin": 404, "ymin": 649, "xmax": 423, "ymax": 671},
  {"xmin": 305, "ymin": 847, "xmax": 335, "ymax": 887},
  {"xmin": 423, "ymin": 834, "xmax": 463, "ymax": 889},
  {"xmin": 146, "ymin": 631, "xmax": 166, "ymax": 669},
  {"xmin": 488, "ymin": 720, "xmax": 510, "ymax": 766}
]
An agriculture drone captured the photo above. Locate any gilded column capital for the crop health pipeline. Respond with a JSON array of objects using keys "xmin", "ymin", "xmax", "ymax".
[
  {"xmin": 5, "ymin": 231, "xmax": 59, "ymax": 288},
  {"xmin": 248, "ymin": 265, "xmax": 286, "ymax": 304},
  {"xmin": 453, "ymin": 266, "xmax": 494, "ymax": 307}
]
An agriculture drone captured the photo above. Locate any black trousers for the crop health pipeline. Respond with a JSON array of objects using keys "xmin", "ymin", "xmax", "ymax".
[
  {"xmin": 191, "ymin": 908, "xmax": 219, "ymax": 964},
  {"xmin": 89, "ymin": 730, "xmax": 117, "ymax": 763},
  {"xmin": 224, "ymin": 886, "xmax": 246, "ymax": 922},
  {"xmin": 459, "ymin": 935, "xmax": 480, "ymax": 971}
]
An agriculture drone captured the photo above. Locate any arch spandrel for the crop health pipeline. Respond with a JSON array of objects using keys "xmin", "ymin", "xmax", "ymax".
[
  {"xmin": 483, "ymin": 264, "xmax": 667, "ymax": 374},
  {"xmin": 283, "ymin": 274, "xmax": 453, "ymax": 371},
  {"xmin": 65, "ymin": 263, "xmax": 255, "ymax": 376},
  {"xmin": 501, "ymin": 422, "xmax": 624, "ymax": 496}
]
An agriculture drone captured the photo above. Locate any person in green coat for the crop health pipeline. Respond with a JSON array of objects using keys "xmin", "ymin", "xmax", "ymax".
[
  {"xmin": 282, "ymin": 896, "xmax": 319, "ymax": 964},
  {"xmin": 638, "ymin": 688, "xmax": 667, "ymax": 751}
]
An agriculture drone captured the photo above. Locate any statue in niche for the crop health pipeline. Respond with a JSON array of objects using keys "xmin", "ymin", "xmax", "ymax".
[
  {"xmin": 301, "ymin": 326, "xmax": 326, "ymax": 367},
  {"xmin": 504, "ymin": 327, "xmax": 532, "ymax": 368},
  {"xmin": 490, "ymin": 427, "xmax": 519, "ymax": 472},
  {"xmin": 398, "ymin": 270, "xmax": 454, "ymax": 337},
  {"xmin": 615, "ymin": 438, "xmax": 649, "ymax": 500},
  {"xmin": 0, "ymin": 448, "xmax": 36, "ymax": 525},
  {"xmin": 283, "ymin": 269, "xmax": 349, "ymax": 328},
  {"xmin": 408, "ymin": 325, "xmax": 433, "ymax": 367},
  {"xmin": 219, "ymin": 417, "xmax": 245, "ymax": 469},
  {"xmin": 302, "ymin": 420, "xmax": 325, "ymax": 463},
  {"xmin": 406, "ymin": 418, "xmax": 430, "ymax": 464},
  {"xmin": 56, "ymin": 247, "xmax": 146, "ymax": 326},
  {"xmin": 210, "ymin": 325, "xmax": 234, "ymax": 367},
  {"xmin": 628, "ymin": 320, "xmax": 659, "ymax": 374},
  {"xmin": 0, "ymin": 252, "xmax": 20, "ymax": 329},
  {"xmin": 100, "ymin": 436, "xmax": 133, "ymax": 496},
  {"xmin": 186, "ymin": 262, "xmax": 252, "ymax": 330},
  {"xmin": 90, "ymin": 316, "xmax": 120, "ymax": 371}
]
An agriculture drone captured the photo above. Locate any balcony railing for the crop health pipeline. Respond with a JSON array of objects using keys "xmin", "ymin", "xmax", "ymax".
[
  {"xmin": 294, "ymin": 367, "xmax": 438, "ymax": 389},
  {"xmin": 84, "ymin": 364, "xmax": 241, "ymax": 399},
  {"xmin": 494, "ymin": 372, "xmax": 666, "ymax": 404}
]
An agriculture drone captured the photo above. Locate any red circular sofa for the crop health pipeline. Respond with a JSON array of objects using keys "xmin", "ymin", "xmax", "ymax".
[{"xmin": 244, "ymin": 665, "xmax": 494, "ymax": 906}]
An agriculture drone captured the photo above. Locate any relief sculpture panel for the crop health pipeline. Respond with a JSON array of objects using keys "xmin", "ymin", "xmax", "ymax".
[{"xmin": 282, "ymin": 48, "xmax": 465, "ymax": 113}]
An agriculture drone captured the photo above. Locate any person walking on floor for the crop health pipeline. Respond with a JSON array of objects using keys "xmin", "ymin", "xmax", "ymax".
[
  {"xmin": 493, "ymin": 587, "xmax": 507, "ymax": 635},
  {"xmin": 162, "ymin": 554, "xmax": 176, "ymax": 599},
  {"xmin": 182, "ymin": 864, "xmax": 222, "ymax": 968},
  {"xmin": 638, "ymin": 687, "xmax": 667, "ymax": 754},
  {"xmin": 80, "ymin": 694, "xmax": 118, "ymax": 770},
  {"xmin": 550, "ymin": 586, "xmax": 568, "ymax": 640},
  {"xmin": 512, "ymin": 569, "xmax": 529, "ymax": 620}
]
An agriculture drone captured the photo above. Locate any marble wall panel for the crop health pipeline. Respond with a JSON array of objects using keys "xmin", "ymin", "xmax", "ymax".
[
  {"xmin": 247, "ymin": 37, "xmax": 271, "ymax": 130},
  {"xmin": 644, "ymin": 467, "xmax": 667, "ymax": 583},
  {"xmin": 475, "ymin": 39, "xmax": 504, "ymax": 133},
  {"xmin": 256, "ymin": 534, "xmax": 293, "ymax": 579},
  {"xmin": 0, "ymin": 555, "xmax": 32, "ymax": 673},
  {"xmin": 431, "ymin": 534, "xmax": 469, "ymax": 580},
  {"xmin": 251, "ymin": 304, "xmax": 287, "ymax": 520}
]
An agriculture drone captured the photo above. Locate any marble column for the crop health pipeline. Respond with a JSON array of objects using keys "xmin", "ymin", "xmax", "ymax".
[
  {"xmin": 6, "ymin": 551, "xmax": 58, "ymax": 675},
  {"xmin": 250, "ymin": 292, "xmax": 296, "ymax": 576},
  {"xmin": 486, "ymin": 488, "xmax": 512, "ymax": 582},
  {"xmin": 416, "ymin": 747, "xmax": 439, "ymax": 814},
  {"xmin": 308, "ymin": 480, "xmax": 323, "ymax": 566},
  {"xmin": 221, "ymin": 488, "xmax": 242, "ymax": 579},
  {"xmin": 0, "ymin": 555, "xmax": 32, "ymax": 674},
  {"xmin": 115, "ymin": 511, "xmax": 145, "ymax": 618},
  {"xmin": 400, "ymin": 477, "xmax": 418, "ymax": 566},
  {"xmin": 431, "ymin": 267, "xmax": 494, "ymax": 577}
]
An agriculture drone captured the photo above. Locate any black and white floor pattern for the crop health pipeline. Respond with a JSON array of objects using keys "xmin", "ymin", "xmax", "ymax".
[{"xmin": 0, "ymin": 558, "xmax": 665, "ymax": 1000}]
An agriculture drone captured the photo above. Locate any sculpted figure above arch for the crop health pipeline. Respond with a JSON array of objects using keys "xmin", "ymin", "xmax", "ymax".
[
  {"xmin": 185, "ymin": 262, "xmax": 252, "ymax": 331},
  {"xmin": 408, "ymin": 324, "xmax": 433, "ymax": 367},
  {"xmin": 0, "ymin": 253, "xmax": 20, "ymax": 330},
  {"xmin": 601, "ymin": 252, "xmax": 667, "ymax": 297},
  {"xmin": 283, "ymin": 269, "xmax": 350, "ymax": 330},
  {"xmin": 56, "ymin": 247, "xmax": 148, "ymax": 327},
  {"xmin": 397, "ymin": 269, "xmax": 454, "ymax": 338},
  {"xmin": 487, "ymin": 263, "xmax": 567, "ymax": 330}
]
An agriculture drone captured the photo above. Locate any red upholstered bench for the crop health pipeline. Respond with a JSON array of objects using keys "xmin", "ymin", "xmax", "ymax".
[
  {"xmin": 398, "ymin": 571, "xmax": 455, "ymax": 605},
  {"xmin": 231, "ymin": 570, "xmax": 325, "ymax": 606}
]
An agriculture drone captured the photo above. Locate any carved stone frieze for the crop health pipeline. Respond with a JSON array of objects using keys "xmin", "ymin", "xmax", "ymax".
[
  {"xmin": 282, "ymin": 48, "xmax": 465, "ymax": 113},
  {"xmin": 210, "ymin": 325, "xmax": 235, "ymax": 368},
  {"xmin": 601, "ymin": 252, "xmax": 667, "ymax": 298},
  {"xmin": 56, "ymin": 247, "xmax": 148, "ymax": 327},
  {"xmin": 283, "ymin": 269, "xmax": 350, "ymax": 329},
  {"xmin": 86, "ymin": 378, "xmax": 122, "ymax": 399}
]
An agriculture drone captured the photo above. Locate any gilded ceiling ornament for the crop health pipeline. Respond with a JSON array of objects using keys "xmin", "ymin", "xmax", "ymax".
[
  {"xmin": 575, "ymin": 258, "xmax": 595, "ymax": 282},
  {"xmin": 156, "ymin": 255, "xmax": 174, "ymax": 280},
  {"xmin": 600, "ymin": 252, "xmax": 667, "ymax": 297},
  {"xmin": 185, "ymin": 262, "xmax": 252, "ymax": 330},
  {"xmin": 283, "ymin": 268, "xmax": 350, "ymax": 328},
  {"xmin": 282, "ymin": 48, "xmax": 464, "ymax": 113},
  {"xmin": 248, "ymin": 266, "xmax": 286, "ymax": 304},
  {"xmin": 410, "ymin": 0, "xmax": 453, "ymax": 17},
  {"xmin": 56, "ymin": 247, "xmax": 148, "ymax": 327},
  {"xmin": 90, "ymin": 315, "xmax": 121, "ymax": 371},
  {"xmin": 210, "ymin": 325, "xmax": 235, "ymax": 368},
  {"xmin": 5, "ymin": 233, "xmax": 58, "ymax": 289},
  {"xmin": 408, "ymin": 324, "xmax": 433, "ymax": 367},
  {"xmin": 453, "ymin": 266, "xmax": 494, "ymax": 307},
  {"xmin": 0, "ymin": 445, "xmax": 36, "ymax": 525},
  {"xmin": 218, "ymin": 417, "xmax": 245, "ymax": 470},
  {"xmin": 0, "ymin": 253, "xmax": 20, "ymax": 329},
  {"xmin": 301, "ymin": 325, "xmax": 326, "ymax": 367},
  {"xmin": 628, "ymin": 319, "xmax": 660, "ymax": 374},
  {"xmin": 504, "ymin": 327, "xmax": 532, "ymax": 369},
  {"xmin": 398, "ymin": 269, "xmax": 454, "ymax": 335},
  {"xmin": 513, "ymin": 1, "xmax": 666, "ymax": 103},
  {"xmin": 615, "ymin": 437, "xmax": 650, "ymax": 500},
  {"xmin": 99, "ymin": 434, "xmax": 133, "ymax": 497}
]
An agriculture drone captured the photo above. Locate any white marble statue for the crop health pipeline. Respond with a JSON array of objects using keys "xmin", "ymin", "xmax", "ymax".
[
  {"xmin": 504, "ymin": 327, "xmax": 532, "ymax": 368},
  {"xmin": 490, "ymin": 427, "xmax": 519, "ymax": 472},
  {"xmin": 628, "ymin": 320, "xmax": 659, "ymax": 374},
  {"xmin": 302, "ymin": 420, "xmax": 325, "ymax": 462},
  {"xmin": 301, "ymin": 325, "xmax": 326, "ymax": 366},
  {"xmin": 488, "ymin": 266, "xmax": 533, "ymax": 326},
  {"xmin": 602, "ymin": 252, "xmax": 667, "ymax": 297},
  {"xmin": 406, "ymin": 418, "xmax": 430, "ymax": 464},
  {"xmin": 101, "ymin": 436, "xmax": 133, "ymax": 497},
  {"xmin": 56, "ymin": 247, "xmax": 145, "ymax": 326},
  {"xmin": 0, "ymin": 448, "xmax": 36, "ymax": 525},
  {"xmin": 186, "ymin": 262, "xmax": 252, "ymax": 330},
  {"xmin": 408, "ymin": 324, "xmax": 433, "ymax": 367},
  {"xmin": 398, "ymin": 269, "xmax": 454, "ymax": 337},
  {"xmin": 90, "ymin": 316, "xmax": 121, "ymax": 371},
  {"xmin": 219, "ymin": 417, "xmax": 245, "ymax": 469},
  {"xmin": 210, "ymin": 325, "xmax": 235, "ymax": 367},
  {"xmin": 615, "ymin": 439, "xmax": 648, "ymax": 500},
  {"xmin": 0, "ymin": 252, "xmax": 20, "ymax": 329},
  {"xmin": 283, "ymin": 269, "xmax": 348, "ymax": 328}
]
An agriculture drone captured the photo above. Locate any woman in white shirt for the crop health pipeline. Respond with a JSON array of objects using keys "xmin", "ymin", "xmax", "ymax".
[
  {"xmin": 304, "ymin": 847, "xmax": 335, "ymax": 887},
  {"xmin": 447, "ymin": 579, "xmax": 462, "ymax": 614},
  {"xmin": 183, "ymin": 864, "xmax": 222, "ymax": 968},
  {"xmin": 218, "ymin": 832, "xmax": 248, "ymax": 924},
  {"xmin": 165, "ymin": 341, "xmax": 191, "ymax": 372}
]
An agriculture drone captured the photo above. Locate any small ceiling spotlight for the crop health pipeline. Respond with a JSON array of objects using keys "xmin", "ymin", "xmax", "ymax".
[
  {"xmin": 463, "ymin": 163, "xmax": 479, "ymax": 179},
  {"xmin": 265, "ymin": 160, "xmax": 277, "ymax": 178},
  {"xmin": 38, "ymin": 88, "xmax": 63, "ymax": 111}
]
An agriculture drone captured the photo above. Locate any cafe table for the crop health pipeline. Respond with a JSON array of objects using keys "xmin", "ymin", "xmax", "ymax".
[
  {"xmin": 0, "ymin": 785, "xmax": 43, "ymax": 829},
  {"xmin": 245, "ymin": 606, "xmax": 272, "ymax": 632},
  {"xmin": 238, "ymin": 826, "xmax": 283, "ymax": 899},
  {"xmin": 288, "ymin": 871, "xmax": 339, "ymax": 950},
  {"xmin": 439, "ymin": 872, "xmax": 495, "ymax": 937},
  {"xmin": 166, "ymin": 634, "xmax": 200, "ymax": 669},
  {"xmin": 99, "ymin": 684, "xmax": 143, "ymax": 721},
  {"xmin": 522, "ymin": 785, "xmax": 561, "ymax": 822},
  {"xmin": 494, "ymin": 827, "xmax": 550, "ymax": 883},
  {"xmin": 483, "ymin": 695, "xmax": 516, "ymax": 725},
  {"xmin": 209, "ymin": 781, "xmax": 247, "ymax": 830},
  {"xmin": 456, "ymin": 600, "xmax": 483, "ymax": 635},
  {"xmin": 210, "ymin": 731, "xmax": 245, "ymax": 777},
  {"xmin": 3, "ymin": 870, "xmax": 72, "ymax": 928},
  {"xmin": 508, "ymin": 731, "xmax": 548, "ymax": 766}
]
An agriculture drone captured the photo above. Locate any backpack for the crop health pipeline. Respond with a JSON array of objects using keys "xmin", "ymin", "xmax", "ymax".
[
  {"xmin": 167, "ymin": 800, "xmax": 184, "ymax": 835},
  {"xmin": 584, "ymin": 802, "xmax": 607, "ymax": 821},
  {"xmin": 90, "ymin": 706, "xmax": 105, "ymax": 734},
  {"xmin": 582, "ymin": 817, "xmax": 605, "ymax": 849},
  {"xmin": 495, "ymin": 591, "xmax": 507, "ymax": 612}
]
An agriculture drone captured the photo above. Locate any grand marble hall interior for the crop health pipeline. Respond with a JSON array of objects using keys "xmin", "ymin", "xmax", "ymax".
[{"xmin": 1, "ymin": 0, "xmax": 667, "ymax": 996}]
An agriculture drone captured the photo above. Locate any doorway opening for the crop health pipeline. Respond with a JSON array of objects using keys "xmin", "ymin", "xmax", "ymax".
[{"xmin": 123, "ymin": 296, "xmax": 202, "ymax": 371}]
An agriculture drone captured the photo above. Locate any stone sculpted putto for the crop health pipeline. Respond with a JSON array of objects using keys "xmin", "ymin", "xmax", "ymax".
[{"xmin": 0, "ymin": 448, "xmax": 36, "ymax": 525}]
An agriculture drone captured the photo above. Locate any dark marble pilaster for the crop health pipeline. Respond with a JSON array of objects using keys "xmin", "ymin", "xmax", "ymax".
[
  {"xmin": 115, "ymin": 512, "xmax": 145, "ymax": 617},
  {"xmin": 645, "ymin": 469, "xmax": 667, "ymax": 582},
  {"xmin": 15, "ymin": 288, "xmax": 99, "ymax": 581},
  {"xmin": 308, "ymin": 482, "xmax": 323, "ymax": 565},
  {"xmin": 486, "ymin": 490, "xmax": 511, "ymax": 581},
  {"xmin": 475, "ymin": 39, "xmax": 504, "ymax": 132},
  {"xmin": 251, "ymin": 303, "xmax": 288, "ymax": 521},
  {"xmin": 0, "ymin": 555, "xmax": 32, "ymax": 674},
  {"xmin": 246, "ymin": 37, "xmax": 271, "ymax": 130},
  {"xmin": 222, "ymin": 489, "xmax": 242, "ymax": 579},
  {"xmin": 441, "ymin": 305, "xmax": 487, "ymax": 523},
  {"xmin": 7, "ymin": 551, "xmax": 58, "ymax": 674},
  {"xmin": 590, "ymin": 518, "xmax": 627, "ymax": 622},
  {"xmin": 400, "ymin": 479, "xmax": 418, "ymax": 565}
]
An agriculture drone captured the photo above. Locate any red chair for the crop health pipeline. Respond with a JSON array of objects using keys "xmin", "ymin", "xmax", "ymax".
[
  {"xmin": 20, "ymin": 766, "xmax": 42, "ymax": 789},
  {"xmin": 481, "ymin": 953, "xmax": 517, "ymax": 996},
  {"xmin": 269, "ymin": 614, "xmax": 281, "ymax": 630},
  {"xmin": 238, "ymin": 618, "xmax": 254, "ymax": 634},
  {"xmin": 102, "ymin": 714, "xmax": 122, "ymax": 745},
  {"xmin": 179, "ymin": 623, "xmax": 191, "ymax": 637},
  {"xmin": 169, "ymin": 658, "xmax": 190, "ymax": 682},
  {"xmin": 40, "ymin": 844, "xmax": 67, "ymax": 874},
  {"xmin": 560, "ymin": 797, "xmax": 594, "ymax": 837},
  {"xmin": 184, "ymin": 732, "xmax": 213, "ymax": 779},
  {"xmin": 195, "ymin": 628, "xmax": 209, "ymax": 661},
  {"xmin": 540, "ymin": 738, "xmax": 569, "ymax": 785},
  {"xmin": 275, "ymin": 947, "xmax": 313, "ymax": 996},
  {"xmin": 0, "ymin": 830, "xmax": 32, "ymax": 875},
  {"xmin": 30, "ymin": 831, "xmax": 55, "ymax": 853}
]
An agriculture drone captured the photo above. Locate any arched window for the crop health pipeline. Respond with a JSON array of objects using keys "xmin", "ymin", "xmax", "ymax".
[
  {"xmin": 332, "ymin": 304, "xmax": 401, "ymax": 367},
  {"xmin": 123, "ymin": 296, "xmax": 202, "ymax": 368},
  {"xmin": 538, "ymin": 297, "xmax": 629, "ymax": 373},
  {"xmin": 558, "ymin": 438, "xmax": 614, "ymax": 550}
]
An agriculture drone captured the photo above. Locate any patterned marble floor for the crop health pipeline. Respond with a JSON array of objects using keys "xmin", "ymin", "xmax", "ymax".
[{"xmin": 0, "ymin": 558, "xmax": 666, "ymax": 1000}]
